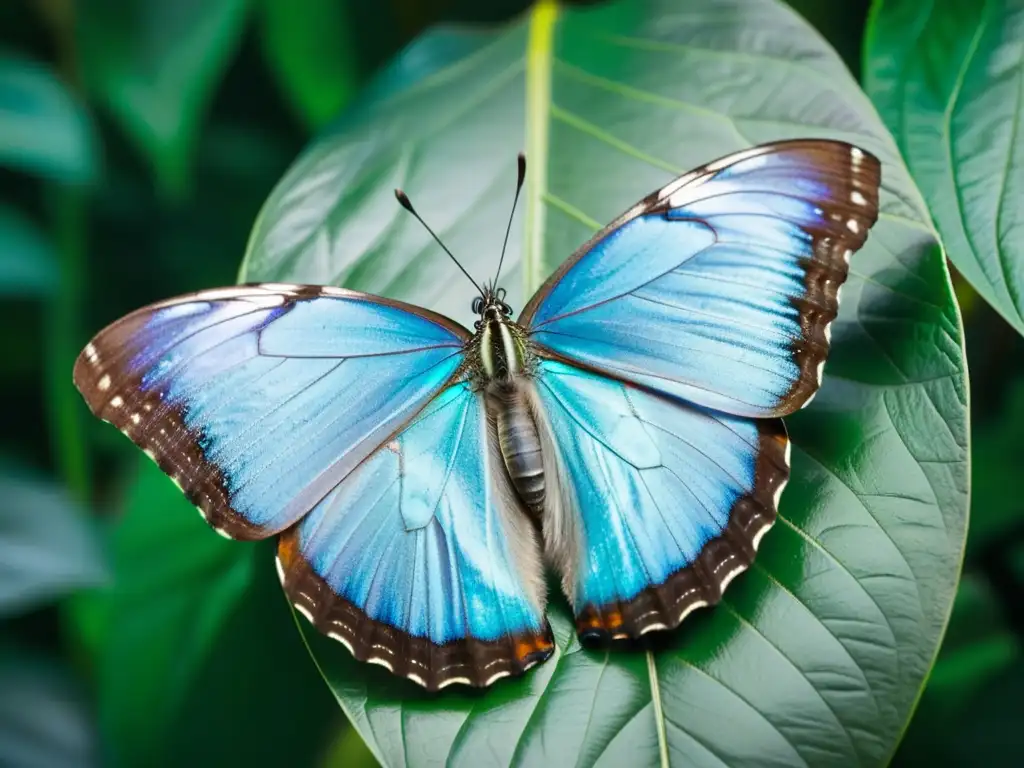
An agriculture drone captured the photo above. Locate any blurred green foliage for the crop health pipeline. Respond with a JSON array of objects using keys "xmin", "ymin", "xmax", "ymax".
[{"xmin": 0, "ymin": 0, "xmax": 1021, "ymax": 766}]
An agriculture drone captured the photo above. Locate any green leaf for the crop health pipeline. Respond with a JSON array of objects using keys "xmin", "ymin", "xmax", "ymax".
[
  {"xmin": 0, "ymin": 645, "xmax": 99, "ymax": 767},
  {"xmin": 243, "ymin": 0, "xmax": 969, "ymax": 764},
  {"xmin": 78, "ymin": 0, "xmax": 250, "ymax": 197},
  {"xmin": 0, "ymin": 469, "xmax": 107, "ymax": 618},
  {"xmin": 78, "ymin": 458, "xmax": 337, "ymax": 767},
  {"xmin": 0, "ymin": 51, "xmax": 97, "ymax": 184},
  {"xmin": 0, "ymin": 207, "xmax": 57, "ymax": 298},
  {"xmin": 864, "ymin": 0, "xmax": 1024, "ymax": 337},
  {"xmin": 259, "ymin": 0, "xmax": 359, "ymax": 129}
]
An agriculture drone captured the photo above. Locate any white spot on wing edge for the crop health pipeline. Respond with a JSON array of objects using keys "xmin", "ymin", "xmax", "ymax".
[
  {"xmin": 97, "ymin": 374, "xmax": 111, "ymax": 391},
  {"xmin": 213, "ymin": 526, "xmax": 232, "ymax": 540},
  {"xmin": 274, "ymin": 556, "xmax": 285, "ymax": 585},
  {"xmin": 772, "ymin": 441, "xmax": 793, "ymax": 510},
  {"xmin": 675, "ymin": 599, "xmax": 708, "ymax": 626},
  {"xmin": 406, "ymin": 672, "xmax": 427, "ymax": 688},
  {"xmin": 84, "ymin": 343, "xmax": 98, "ymax": 363},
  {"xmin": 109, "ymin": 395, "xmax": 123, "ymax": 408},
  {"xmin": 327, "ymin": 631, "xmax": 355, "ymax": 655},
  {"xmin": 436, "ymin": 676, "xmax": 471, "ymax": 690},
  {"xmin": 799, "ymin": 360, "xmax": 828, "ymax": 411},
  {"xmin": 751, "ymin": 519, "xmax": 776, "ymax": 551},
  {"xmin": 638, "ymin": 621, "xmax": 668, "ymax": 636},
  {"xmin": 294, "ymin": 603, "xmax": 314, "ymax": 624},
  {"xmin": 367, "ymin": 656, "xmax": 394, "ymax": 672},
  {"xmin": 850, "ymin": 189, "xmax": 866, "ymax": 206},
  {"xmin": 773, "ymin": 479, "xmax": 788, "ymax": 510},
  {"xmin": 483, "ymin": 670, "xmax": 512, "ymax": 686},
  {"xmin": 721, "ymin": 563, "xmax": 749, "ymax": 593},
  {"xmin": 522, "ymin": 657, "xmax": 542, "ymax": 672}
]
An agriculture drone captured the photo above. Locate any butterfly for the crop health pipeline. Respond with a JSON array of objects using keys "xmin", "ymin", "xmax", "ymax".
[{"xmin": 74, "ymin": 140, "xmax": 880, "ymax": 691}]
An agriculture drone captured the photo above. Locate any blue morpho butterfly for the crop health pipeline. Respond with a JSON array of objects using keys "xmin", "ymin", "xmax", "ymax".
[{"xmin": 74, "ymin": 140, "xmax": 880, "ymax": 691}]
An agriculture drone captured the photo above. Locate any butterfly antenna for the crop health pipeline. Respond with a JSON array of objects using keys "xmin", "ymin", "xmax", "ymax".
[
  {"xmin": 394, "ymin": 189, "xmax": 484, "ymax": 296},
  {"xmin": 493, "ymin": 152, "xmax": 527, "ymax": 290}
]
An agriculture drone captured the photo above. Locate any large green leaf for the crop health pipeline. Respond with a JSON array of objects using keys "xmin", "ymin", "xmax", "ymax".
[
  {"xmin": 0, "ymin": 52, "xmax": 97, "ymax": 184},
  {"xmin": 864, "ymin": 0, "xmax": 1024, "ymax": 336},
  {"xmin": 242, "ymin": 0, "xmax": 969, "ymax": 764},
  {"xmin": 78, "ymin": 0, "xmax": 249, "ymax": 197}
]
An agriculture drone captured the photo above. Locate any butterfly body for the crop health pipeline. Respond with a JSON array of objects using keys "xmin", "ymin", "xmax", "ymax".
[
  {"xmin": 74, "ymin": 140, "xmax": 882, "ymax": 690},
  {"xmin": 468, "ymin": 290, "xmax": 550, "ymax": 516}
]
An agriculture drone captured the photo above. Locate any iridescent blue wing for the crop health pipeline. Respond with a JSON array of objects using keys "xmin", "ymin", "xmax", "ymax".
[
  {"xmin": 73, "ymin": 284, "xmax": 467, "ymax": 540},
  {"xmin": 277, "ymin": 382, "xmax": 553, "ymax": 690},
  {"xmin": 531, "ymin": 361, "xmax": 789, "ymax": 640},
  {"xmin": 75, "ymin": 285, "xmax": 551, "ymax": 689},
  {"xmin": 519, "ymin": 140, "xmax": 881, "ymax": 418}
]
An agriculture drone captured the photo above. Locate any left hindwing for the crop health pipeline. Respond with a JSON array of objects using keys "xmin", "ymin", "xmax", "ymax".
[
  {"xmin": 519, "ymin": 140, "xmax": 881, "ymax": 418},
  {"xmin": 277, "ymin": 383, "xmax": 553, "ymax": 690},
  {"xmin": 530, "ymin": 360, "xmax": 789, "ymax": 640}
]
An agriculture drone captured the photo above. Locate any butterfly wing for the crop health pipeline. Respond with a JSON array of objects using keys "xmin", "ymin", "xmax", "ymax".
[
  {"xmin": 530, "ymin": 360, "xmax": 789, "ymax": 639},
  {"xmin": 277, "ymin": 382, "xmax": 553, "ymax": 690},
  {"xmin": 73, "ymin": 284, "xmax": 468, "ymax": 539},
  {"xmin": 75, "ymin": 283, "xmax": 551, "ymax": 688},
  {"xmin": 519, "ymin": 140, "xmax": 881, "ymax": 418}
]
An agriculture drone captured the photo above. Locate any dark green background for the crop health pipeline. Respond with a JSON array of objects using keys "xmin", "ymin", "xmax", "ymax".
[{"xmin": 1, "ymin": 0, "xmax": 1020, "ymax": 766}]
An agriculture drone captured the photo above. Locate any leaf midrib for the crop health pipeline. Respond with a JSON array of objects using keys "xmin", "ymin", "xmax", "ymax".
[
  {"xmin": 523, "ymin": 5, "xmax": 669, "ymax": 765},
  {"xmin": 523, "ymin": 0, "xmax": 557, "ymax": 297}
]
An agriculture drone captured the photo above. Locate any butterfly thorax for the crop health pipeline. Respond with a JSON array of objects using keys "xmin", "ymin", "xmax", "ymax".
[
  {"xmin": 470, "ymin": 298, "xmax": 546, "ymax": 516},
  {"xmin": 480, "ymin": 318, "xmax": 528, "ymax": 382}
]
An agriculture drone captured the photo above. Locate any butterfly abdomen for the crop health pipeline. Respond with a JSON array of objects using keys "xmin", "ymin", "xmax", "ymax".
[{"xmin": 491, "ymin": 383, "xmax": 545, "ymax": 515}]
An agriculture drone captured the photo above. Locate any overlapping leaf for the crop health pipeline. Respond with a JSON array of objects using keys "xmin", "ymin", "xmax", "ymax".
[
  {"xmin": 865, "ymin": 0, "xmax": 1024, "ymax": 336},
  {"xmin": 243, "ymin": 0, "xmax": 969, "ymax": 765}
]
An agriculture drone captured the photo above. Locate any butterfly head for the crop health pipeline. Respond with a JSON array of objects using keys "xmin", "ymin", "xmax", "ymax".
[
  {"xmin": 473, "ymin": 285, "xmax": 512, "ymax": 325},
  {"xmin": 472, "ymin": 284, "xmax": 527, "ymax": 382}
]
